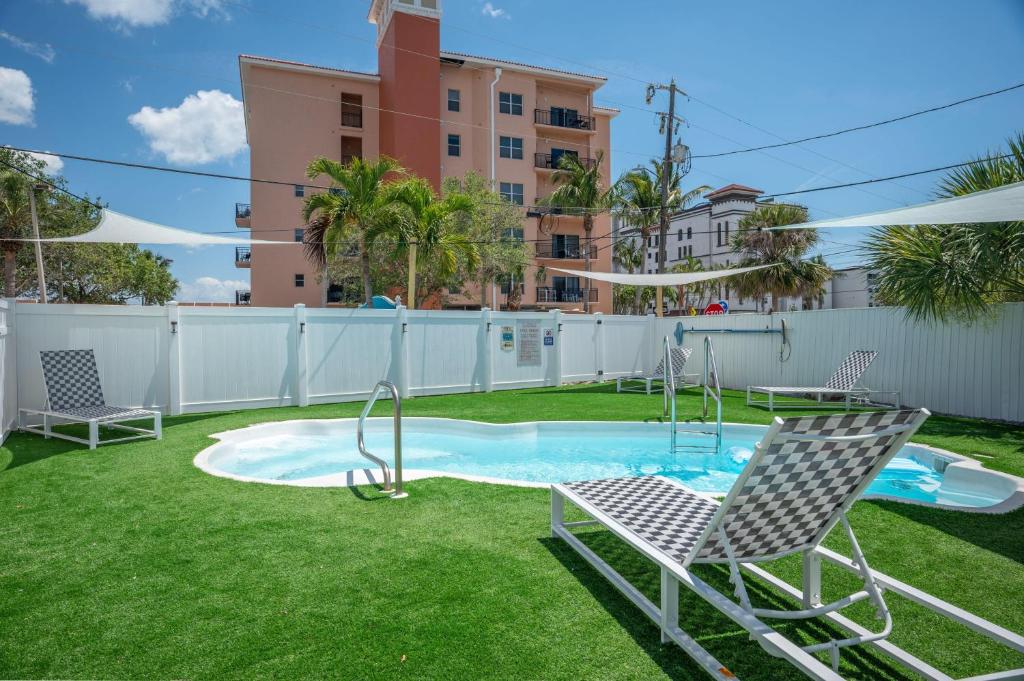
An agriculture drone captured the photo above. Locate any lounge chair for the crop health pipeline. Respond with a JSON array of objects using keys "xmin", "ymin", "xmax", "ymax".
[
  {"xmin": 552, "ymin": 409, "xmax": 931, "ymax": 679},
  {"xmin": 617, "ymin": 346, "xmax": 696, "ymax": 394},
  {"xmin": 19, "ymin": 349, "xmax": 162, "ymax": 450},
  {"xmin": 746, "ymin": 350, "xmax": 896, "ymax": 412}
]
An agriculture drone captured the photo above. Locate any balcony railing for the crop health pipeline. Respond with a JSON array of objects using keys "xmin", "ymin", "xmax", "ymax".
[
  {"xmin": 534, "ymin": 153, "xmax": 596, "ymax": 170},
  {"xmin": 535, "ymin": 241, "xmax": 583, "ymax": 259},
  {"xmin": 534, "ymin": 109, "xmax": 596, "ymax": 131},
  {"xmin": 235, "ymin": 290, "xmax": 251, "ymax": 306},
  {"xmin": 235, "ymin": 203, "xmax": 251, "ymax": 219},
  {"xmin": 341, "ymin": 110, "xmax": 363, "ymax": 128},
  {"xmin": 235, "ymin": 247, "xmax": 251, "ymax": 267},
  {"xmin": 536, "ymin": 287, "xmax": 598, "ymax": 303}
]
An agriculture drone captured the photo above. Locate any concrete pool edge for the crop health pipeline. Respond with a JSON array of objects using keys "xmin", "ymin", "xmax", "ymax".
[{"xmin": 192, "ymin": 417, "xmax": 1024, "ymax": 514}]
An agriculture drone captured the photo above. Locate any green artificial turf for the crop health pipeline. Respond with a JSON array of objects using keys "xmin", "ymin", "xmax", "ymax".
[{"xmin": 1, "ymin": 383, "xmax": 1022, "ymax": 679}]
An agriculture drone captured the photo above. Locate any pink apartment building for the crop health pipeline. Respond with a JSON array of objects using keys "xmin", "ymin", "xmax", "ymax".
[{"xmin": 235, "ymin": 0, "xmax": 617, "ymax": 312}]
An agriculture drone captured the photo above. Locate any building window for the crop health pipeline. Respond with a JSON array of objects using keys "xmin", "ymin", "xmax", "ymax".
[
  {"xmin": 647, "ymin": 236, "xmax": 652, "ymax": 248},
  {"xmin": 295, "ymin": 274, "xmax": 305, "ymax": 288},
  {"xmin": 447, "ymin": 134, "xmax": 461, "ymax": 157},
  {"xmin": 716, "ymin": 222, "xmax": 722, "ymax": 246},
  {"xmin": 294, "ymin": 184, "xmax": 305, "ymax": 197},
  {"xmin": 499, "ymin": 182, "xmax": 523, "ymax": 205},
  {"xmin": 687, "ymin": 227, "xmax": 692, "ymax": 239},
  {"xmin": 447, "ymin": 88, "xmax": 460, "ymax": 112},
  {"xmin": 329, "ymin": 187, "xmax": 343, "ymax": 196},
  {"xmin": 504, "ymin": 227, "xmax": 524, "ymax": 241},
  {"xmin": 499, "ymin": 136, "xmax": 523, "ymax": 159},
  {"xmin": 725, "ymin": 220, "xmax": 730, "ymax": 242},
  {"xmin": 340, "ymin": 93, "xmax": 362, "ymax": 128},
  {"xmin": 499, "ymin": 91, "xmax": 523, "ymax": 115},
  {"xmin": 294, "ymin": 228, "xmax": 304, "ymax": 243},
  {"xmin": 677, "ymin": 246, "xmax": 682, "ymax": 260},
  {"xmin": 677, "ymin": 228, "xmax": 683, "ymax": 240}
]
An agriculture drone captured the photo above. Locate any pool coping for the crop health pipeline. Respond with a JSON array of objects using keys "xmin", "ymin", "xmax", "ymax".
[{"xmin": 193, "ymin": 417, "xmax": 1024, "ymax": 514}]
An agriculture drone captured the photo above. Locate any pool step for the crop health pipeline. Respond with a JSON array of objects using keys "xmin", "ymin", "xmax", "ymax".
[{"xmin": 671, "ymin": 425, "xmax": 720, "ymax": 454}]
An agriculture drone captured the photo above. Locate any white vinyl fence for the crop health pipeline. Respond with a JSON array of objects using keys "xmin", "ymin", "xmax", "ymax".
[
  {"xmin": 0, "ymin": 301, "xmax": 1021, "ymax": 440},
  {"xmin": 654, "ymin": 303, "xmax": 1024, "ymax": 423}
]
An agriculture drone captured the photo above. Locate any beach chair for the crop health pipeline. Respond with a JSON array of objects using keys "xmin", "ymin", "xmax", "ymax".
[
  {"xmin": 552, "ymin": 409, "xmax": 930, "ymax": 679},
  {"xmin": 617, "ymin": 346, "xmax": 696, "ymax": 394},
  {"xmin": 19, "ymin": 349, "xmax": 162, "ymax": 450},
  {"xmin": 746, "ymin": 350, "xmax": 895, "ymax": 412}
]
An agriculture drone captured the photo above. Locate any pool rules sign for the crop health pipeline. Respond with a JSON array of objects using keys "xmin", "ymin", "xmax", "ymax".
[{"xmin": 516, "ymin": 319, "xmax": 542, "ymax": 367}]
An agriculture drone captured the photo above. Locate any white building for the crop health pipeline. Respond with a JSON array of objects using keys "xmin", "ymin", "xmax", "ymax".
[{"xmin": 831, "ymin": 266, "xmax": 881, "ymax": 309}]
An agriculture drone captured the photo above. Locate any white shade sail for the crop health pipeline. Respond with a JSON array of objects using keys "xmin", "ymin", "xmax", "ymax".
[
  {"xmin": 547, "ymin": 263, "xmax": 778, "ymax": 286},
  {"xmin": 771, "ymin": 180, "xmax": 1024, "ymax": 230},
  {"xmin": 24, "ymin": 209, "xmax": 292, "ymax": 245}
]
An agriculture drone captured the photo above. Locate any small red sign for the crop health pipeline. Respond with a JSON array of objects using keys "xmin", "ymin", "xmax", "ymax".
[{"xmin": 704, "ymin": 303, "xmax": 726, "ymax": 315}]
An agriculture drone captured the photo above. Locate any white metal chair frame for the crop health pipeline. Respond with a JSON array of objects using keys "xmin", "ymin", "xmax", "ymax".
[
  {"xmin": 617, "ymin": 346, "xmax": 698, "ymax": 395},
  {"xmin": 19, "ymin": 350, "xmax": 162, "ymax": 450},
  {"xmin": 551, "ymin": 409, "xmax": 1024, "ymax": 680}
]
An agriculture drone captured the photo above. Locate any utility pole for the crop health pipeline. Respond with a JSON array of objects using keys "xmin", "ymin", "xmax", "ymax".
[
  {"xmin": 28, "ymin": 183, "xmax": 48, "ymax": 304},
  {"xmin": 646, "ymin": 79, "xmax": 687, "ymax": 317}
]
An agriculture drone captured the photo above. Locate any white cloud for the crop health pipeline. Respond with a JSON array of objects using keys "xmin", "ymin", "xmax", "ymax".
[
  {"xmin": 128, "ymin": 89, "xmax": 246, "ymax": 165},
  {"xmin": 64, "ymin": 0, "xmax": 228, "ymax": 28},
  {"xmin": 481, "ymin": 2, "xmax": 509, "ymax": 19},
  {"xmin": 0, "ymin": 67, "xmax": 34, "ymax": 126},
  {"xmin": 27, "ymin": 151, "xmax": 64, "ymax": 175},
  {"xmin": 177, "ymin": 276, "xmax": 248, "ymax": 303},
  {"xmin": 0, "ymin": 31, "xmax": 56, "ymax": 63}
]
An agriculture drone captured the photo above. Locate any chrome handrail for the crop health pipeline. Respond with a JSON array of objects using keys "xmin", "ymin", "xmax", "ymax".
[
  {"xmin": 357, "ymin": 380, "xmax": 406, "ymax": 498},
  {"xmin": 703, "ymin": 336, "xmax": 723, "ymax": 452},
  {"xmin": 663, "ymin": 336, "xmax": 677, "ymax": 450}
]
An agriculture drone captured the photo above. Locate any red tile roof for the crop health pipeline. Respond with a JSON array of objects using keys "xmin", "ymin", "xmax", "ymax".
[{"xmin": 705, "ymin": 183, "xmax": 764, "ymax": 198}]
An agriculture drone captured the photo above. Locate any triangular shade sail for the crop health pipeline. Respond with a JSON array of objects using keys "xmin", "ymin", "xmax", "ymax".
[
  {"xmin": 547, "ymin": 263, "xmax": 778, "ymax": 286},
  {"xmin": 771, "ymin": 180, "xmax": 1024, "ymax": 230},
  {"xmin": 23, "ymin": 209, "xmax": 293, "ymax": 245}
]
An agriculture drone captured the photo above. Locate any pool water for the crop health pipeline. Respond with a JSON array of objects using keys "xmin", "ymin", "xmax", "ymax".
[{"xmin": 205, "ymin": 419, "xmax": 1006, "ymax": 508}]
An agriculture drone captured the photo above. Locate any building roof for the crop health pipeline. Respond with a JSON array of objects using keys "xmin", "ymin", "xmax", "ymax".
[
  {"xmin": 239, "ymin": 54, "xmax": 381, "ymax": 81},
  {"xmin": 704, "ymin": 183, "xmax": 764, "ymax": 199},
  {"xmin": 440, "ymin": 50, "xmax": 606, "ymax": 85}
]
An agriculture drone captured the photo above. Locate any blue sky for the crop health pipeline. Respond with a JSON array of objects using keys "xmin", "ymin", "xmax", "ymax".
[{"xmin": 1, "ymin": 0, "xmax": 1022, "ymax": 301}]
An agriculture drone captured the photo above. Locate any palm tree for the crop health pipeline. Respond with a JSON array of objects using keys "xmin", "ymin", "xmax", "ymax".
[
  {"xmin": 729, "ymin": 203, "xmax": 830, "ymax": 312},
  {"xmin": 546, "ymin": 150, "xmax": 612, "ymax": 311},
  {"xmin": 302, "ymin": 156, "xmax": 405, "ymax": 306},
  {"xmin": 613, "ymin": 238, "xmax": 645, "ymax": 314},
  {"xmin": 670, "ymin": 256, "xmax": 704, "ymax": 312},
  {"xmin": 865, "ymin": 132, "xmax": 1024, "ymax": 322},
  {"xmin": 387, "ymin": 178, "xmax": 478, "ymax": 308},
  {"xmin": 0, "ymin": 164, "xmax": 33, "ymax": 296}
]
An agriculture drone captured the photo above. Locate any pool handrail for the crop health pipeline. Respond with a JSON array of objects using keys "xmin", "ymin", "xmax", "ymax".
[
  {"xmin": 357, "ymin": 380, "xmax": 407, "ymax": 499},
  {"xmin": 703, "ymin": 335, "xmax": 723, "ymax": 453}
]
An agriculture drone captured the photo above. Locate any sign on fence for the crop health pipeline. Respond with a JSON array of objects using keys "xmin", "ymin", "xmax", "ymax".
[{"xmin": 516, "ymin": 319, "xmax": 541, "ymax": 367}]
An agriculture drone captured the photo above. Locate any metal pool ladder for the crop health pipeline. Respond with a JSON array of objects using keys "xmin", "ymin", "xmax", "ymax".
[
  {"xmin": 664, "ymin": 335, "xmax": 723, "ymax": 454},
  {"xmin": 357, "ymin": 380, "xmax": 407, "ymax": 499}
]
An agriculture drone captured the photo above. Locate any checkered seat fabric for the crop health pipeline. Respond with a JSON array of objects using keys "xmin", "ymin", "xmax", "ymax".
[
  {"xmin": 693, "ymin": 409, "xmax": 921, "ymax": 564},
  {"xmin": 651, "ymin": 347, "xmax": 692, "ymax": 380},
  {"xmin": 824, "ymin": 350, "xmax": 877, "ymax": 391},
  {"xmin": 563, "ymin": 476, "xmax": 719, "ymax": 564},
  {"xmin": 40, "ymin": 350, "xmax": 106, "ymax": 412},
  {"xmin": 60, "ymin": 405, "xmax": 155, "ymax": 421}
]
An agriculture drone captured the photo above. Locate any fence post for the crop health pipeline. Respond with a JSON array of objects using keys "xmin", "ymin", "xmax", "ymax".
[
  {"xmin": 166, "ymin": 302, "xmax": 182, "ymax": 416},
  {"xmin": 594, "ymin": 312, "xmax": 605, "ymax": 382},
  {"xmin": 551, "ymin": 309, "xmax": 563, "ymax": 387},
  {"xmin": 481, "ymin": 307, "xmax": 493, "ymax": 393},
  {"xmin": 396, "ymin": 305, "xmax": 410, "ymax": 398},
  {"xmin": 646, "ymin": 312, "xmax": 657, "ymax": 375},
  {"xmin": 294, "ymin": 304, "xmax": 309, "ymax": 407}
]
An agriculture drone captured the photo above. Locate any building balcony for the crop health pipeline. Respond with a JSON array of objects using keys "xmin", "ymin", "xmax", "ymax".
[
  {"xmin": 536, "ymin": 287, "xmax": 598, "ymax": 304},
  {"xmin": 235, "ymin": 203, "xmax": 251, "ymax": 229},
  {"xmin": 235, "ymin": 290, "xmax": 251, "ymax": 306},
  {"xmin": 534, "ymin": 109, "xmax": 596, "ymax": 133},
  {"xmin": 534, "ymin": 153, "xmax": 596, "ymax": 172},
  {"xmin": 235, "ymin": 247, "xmax": 251, "ymax": 268},
  {"xmin": 534, "ymin": 242, "xmax": 583, "ymax": 259}
]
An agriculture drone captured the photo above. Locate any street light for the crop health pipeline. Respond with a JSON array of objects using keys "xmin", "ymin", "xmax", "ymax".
[{"xmin": 28, "ymin": 182, "xmax": 49, "ymax": 304}]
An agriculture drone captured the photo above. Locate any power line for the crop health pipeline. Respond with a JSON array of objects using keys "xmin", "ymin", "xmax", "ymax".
[{"xmin": 691, "ymin": 81, "xmax": 1024, "ymax": 159}]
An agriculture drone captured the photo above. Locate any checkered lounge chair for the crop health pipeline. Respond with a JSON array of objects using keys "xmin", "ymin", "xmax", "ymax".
[
  {"xmin": 551, "ymin": 409, "xmax": 931, "ymax": 680},
  {"xmin": 746, "ymin": 350, "xmax": 896, "ymax": 412},
  {"xmin": 19, "ymin": 349, "xmax": 162, "ymax": 450},
  {"xmin": 617, "ymin": 346, "xmax": 696, "ymax": 395}
]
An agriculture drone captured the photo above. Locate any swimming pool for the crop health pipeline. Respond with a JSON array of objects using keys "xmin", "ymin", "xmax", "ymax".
[{"xmin": 195, "ymin": 418, "xmax": 1024, "ymax": 511}]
